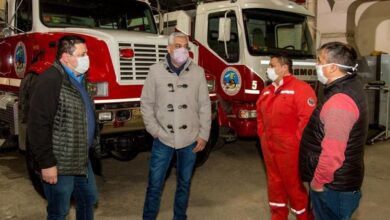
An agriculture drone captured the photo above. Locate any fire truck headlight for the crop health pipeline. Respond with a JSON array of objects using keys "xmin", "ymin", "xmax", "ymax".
[
  {"xmin": 238, "ymin": 110, "xmax": 257, "ymax": 119},
  {"xmin": 88, "ymin": 82, "xmax": 109, "ymax": 97},
  {"xmin": 207, "ymin": 80, "xmax": 216, "ymax": 93},
  {"xmin": 98, "ymin": 112, "xmax": 112, "ymax": 122}
]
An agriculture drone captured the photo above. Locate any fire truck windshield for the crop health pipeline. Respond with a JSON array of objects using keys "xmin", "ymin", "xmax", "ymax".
[
  {"xmin": 243, "ymin": 9, "xmax": 314, "ymax": 58},
  {"xmin": 40, "ymin": 0, "xmax": 157, "ymax": 34}
]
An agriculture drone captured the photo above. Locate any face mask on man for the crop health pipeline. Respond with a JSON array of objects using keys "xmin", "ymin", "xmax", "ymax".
[
  {"xmin": 74, "ymin": 55, "xmax": 90, "ymax": 74},
  {"xmin": 266, "ymin": 67, "xmax": 278, "ymax": 82},
  {"xmin": 315, "ymin": 64, "xmax": 330, "ymax": 85},
  {"xmin": 172, "ymin": 48, "xmax": 189, "ymax": 65},
  {"xmin": 316, "ymin": 63, "xmax": 358, "ymax": 85}
]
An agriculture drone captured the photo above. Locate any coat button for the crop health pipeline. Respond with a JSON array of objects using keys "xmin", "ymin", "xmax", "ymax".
[
  {"xmin": 167, "ymin": 104, "xmax": 174, "ymax": 112},
  {"xmin": 178, "ymin": 104, "xmax": 187, "ymax": 109},
  {"xmin": 167, "ymin": 83, "xmax": 175, "ymax": 92},
  {"xmin": 177, "ymin": 84, "xmax": 188, "ymax": 88},
  {"xmin": 167, "ymin": 124, "xmax": 174, "ymax": 133}
]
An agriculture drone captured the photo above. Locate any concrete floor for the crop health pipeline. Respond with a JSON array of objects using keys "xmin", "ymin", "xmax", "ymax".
[{"xmin": 0, "ymin": 139, "xmax": 389, "ymax": 220}]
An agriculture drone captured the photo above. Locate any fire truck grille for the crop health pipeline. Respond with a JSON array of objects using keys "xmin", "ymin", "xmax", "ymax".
[{"xmin": 118, "ymin": 43, "xmax": 167, "ymax": 83}]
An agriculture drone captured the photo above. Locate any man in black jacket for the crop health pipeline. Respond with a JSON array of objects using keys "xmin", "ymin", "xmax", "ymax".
[
  {"xmin": 300, "ymin": 42, "xmax": 368, "ymax": 220},
  {"xmin": 28, "ymin": 35, "xmax": 100, "ymax": 220}
]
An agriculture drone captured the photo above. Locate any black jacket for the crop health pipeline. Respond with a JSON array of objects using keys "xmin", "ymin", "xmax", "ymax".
[
  {"xmin": 27, "ymin": 60, "xmax": 101, "ymax": 175},
  {"xmin": 300, "ymin": 73, "xmax": 368, "ymax": 191}
]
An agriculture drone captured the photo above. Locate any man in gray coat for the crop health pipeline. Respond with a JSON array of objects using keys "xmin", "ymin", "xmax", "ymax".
[{"xmin": 141, "ymin": 32, "xmax": 211, "ymax": 220}]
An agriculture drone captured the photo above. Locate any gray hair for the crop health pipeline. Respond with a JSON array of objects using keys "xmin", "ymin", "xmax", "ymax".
[
  {"xmin": 318, "ymin": 42, "xmax": 358, "ymax": 73},
  {"xmin": 168, "ymin": 32, "xmax": 189, "ymax": 45}
]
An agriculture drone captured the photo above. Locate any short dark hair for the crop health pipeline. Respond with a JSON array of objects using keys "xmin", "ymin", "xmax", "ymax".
[
  {"xmin": 56, "ymin": 35, "xmax": 86, "ymax": 59},
  {"xmin": 270, "ymin": 54, "xmax": 293, "ymax": 73},
  {"xmin": 319, "ymin": 42, "xmax": 357, "ymax": 73}
]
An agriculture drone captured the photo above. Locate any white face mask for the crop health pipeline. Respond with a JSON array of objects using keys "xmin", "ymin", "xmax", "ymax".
[
  {"xmin": 316, "ymin": 63, "xmax": 358, "ymax": 85},
  {"xmin": 172, "ymin": 47, "xmax": 189, "ymax": 65},
  {"xmin": 74, "ymin": 55, "xmax": 90, "ymax": 74},
  {"xmin": 266, "ymin": 67, "xmax": 278, "ymax": 82},
  {"xmin": 316, "ymin": 64, "xmax": 330, "ymax": 85}
]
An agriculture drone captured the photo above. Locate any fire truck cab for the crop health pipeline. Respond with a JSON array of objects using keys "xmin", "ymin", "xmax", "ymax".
[
  {"xmin": 0, "ymin": 0, "xmax": 217, "ymax": 161},
  {"xmin": 0, "ymin": 0, "xmax": 171, "ymax": 160},
  {"xmin": 158, "ymin": 0, "xmax": 317, "ymax": 145},
  {"xmin": 1, "ymin": 0, "xmax": 218, "ymax": 195}
]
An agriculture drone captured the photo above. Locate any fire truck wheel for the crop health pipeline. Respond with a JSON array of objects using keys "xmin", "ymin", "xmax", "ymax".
[
  {"xmin": 18, "ymin": 72, "xmax": 38, "ymax": 151},
  {"xmin": 108, "ymin": 136, "xmax": 139, "ymax": 161},
  {"xmin": 255, "ymin": 137, "xmax": 263, "ymax": 159},
  {"xmin": 25, "ymin": 144, "xmax": 46, "ymax": 198},
  {"xmin": 110, "ymin": 149, "xmax": 139, "ymax": 161},
  {"xmin": 195, "ymin": 118, "xmax": 218, "ymax": 167}
]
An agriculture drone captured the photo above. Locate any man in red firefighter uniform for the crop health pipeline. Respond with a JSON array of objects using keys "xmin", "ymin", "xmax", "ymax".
[{"xmin": 256, "ymin": 54, "xmax": 316, "ymax": 220}]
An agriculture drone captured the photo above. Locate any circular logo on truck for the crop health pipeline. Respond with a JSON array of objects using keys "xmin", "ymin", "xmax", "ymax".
[
  {"xmin": 220, "ymin": 67, "xmax": 241, "ymax": 96},
  {"xmin": 14, "ymin": 41, "xmax": 27, "ymax": 78}
]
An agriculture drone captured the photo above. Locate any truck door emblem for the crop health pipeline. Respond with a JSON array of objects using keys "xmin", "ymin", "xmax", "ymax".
[
  {"xmin": 14, "ymin": 42, "xmax": 27, "ymax": 78},
  {"xmin": 221, "ymin": 67, "xmax": 241, "ymax": 96}
]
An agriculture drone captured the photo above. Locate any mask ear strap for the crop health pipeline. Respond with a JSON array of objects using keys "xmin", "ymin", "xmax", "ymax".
[
  {"xmin": 351, "ymin": 64, "xmax": 358, "ymax": 72},
  {"xmin": 347, "ymin": 64, "xmax": 358, "ymax": 75}
]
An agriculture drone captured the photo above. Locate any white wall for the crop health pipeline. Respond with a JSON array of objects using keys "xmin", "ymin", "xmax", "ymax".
[{"xmin": 316, "ymin": 0, "xmax": 390, "ymax": 56}]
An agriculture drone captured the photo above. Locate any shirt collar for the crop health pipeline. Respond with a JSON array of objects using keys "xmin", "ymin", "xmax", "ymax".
[
  {"xmin": 272, "ymin": 79, "xmax": 284, "ymax": 91},
  {"xmin": 61, "ymin": 62, "xmax": 84, "ymax": 83}
]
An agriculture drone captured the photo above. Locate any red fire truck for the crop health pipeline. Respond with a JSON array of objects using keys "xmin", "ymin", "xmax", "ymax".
[
  {"xmin": 158, "ymin": 0, "xmax": 317, "ymax": 146},
  {"xmin": 0, "ymin": 0, "xmax": 217, "ymax": 160}
]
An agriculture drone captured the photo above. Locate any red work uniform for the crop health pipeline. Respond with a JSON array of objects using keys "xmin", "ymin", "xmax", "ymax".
[{"xmin": 256, "ymin": 75, "xmax": 316, "ymax": 220}]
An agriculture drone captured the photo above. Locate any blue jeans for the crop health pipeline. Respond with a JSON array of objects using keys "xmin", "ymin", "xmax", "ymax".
[
  {"xmin": 42, "ymin": 161, "xmax": 98, "ymax": 220},
  {"xmin": 143, "ymin": 139, "xmax": 197, "ymax": 220},
  {"xmin": 310, "ymin": 187, "xmax": 361, "ymax": 220}
]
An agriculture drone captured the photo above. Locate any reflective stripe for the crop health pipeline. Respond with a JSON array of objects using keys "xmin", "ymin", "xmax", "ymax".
[
  {"xmin": 93, "ymin": 94, "xmax": 217, "ymax": 104},
  {"xmin": 261, "ymin": 60, "xmax": 315, "ymax": 66},
  {"xmin": 94, "ymin": 98, "xmax": 140, "ymax": 104},
  {"xmin": 269, "ymin": 202, "xmax": 286, "ymax": 207},
  {"xmin": 291, "ymin": 208, "xmax": 306, "ymax": 215},
  {"xmin": 0, "ymin": 77, "xmax": 21, "ymax": 87},
  {"xmin": 245, "ymin": 89, "xmax": 260, "ymax": 94},
  {"xmin": 263, "ymin": 91, "xmax": 270, "ymax": 95},
  {"xmin": 280, "ymin": 90, "xmax": 295, "ymax": 94}
]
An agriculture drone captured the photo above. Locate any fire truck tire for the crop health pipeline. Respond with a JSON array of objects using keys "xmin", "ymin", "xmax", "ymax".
[
  {"xmin": 110, "ymin": 149, "xmax": 138, "ymax": 161},
  {"xmin": 107, "ymin": 135, "xmax": 139, "ymax": 161},
  {"xmin": 18, "ymin": 72, "xmax": 38, "ymax": 151},
  {"xmin": 256, "ymin": 137, "xmax": 263, "ymax": 159},
  {"xmin": 195, "ymin": 118, "xmax": 218, "ymax": 167},
  {"xmin": 25, "ymin": 143, "xmax": 46, "ymax": 198}
]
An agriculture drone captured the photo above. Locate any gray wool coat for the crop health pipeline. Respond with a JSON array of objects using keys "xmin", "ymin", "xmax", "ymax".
[{"xmin": 141, "ymin": 57, "xmax": 211, "ymax": 149}]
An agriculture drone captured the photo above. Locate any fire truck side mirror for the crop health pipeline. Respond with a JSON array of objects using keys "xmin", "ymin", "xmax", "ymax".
[
  {"xmin": 176, "ymin": 11, "xmax": 192, "ymax": 36},
  {"xmin": 1, "ymin": 27, "xmax": 12, "ymax": 37},
  {"xmin": 218, "ymin": 17, "xmax": 231, "ymax": 42}
]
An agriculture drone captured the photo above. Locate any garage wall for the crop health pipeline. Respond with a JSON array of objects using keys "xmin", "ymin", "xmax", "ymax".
[{"xmin": 317, "ymin": 0, "xmax": 390, "ymax": 56}]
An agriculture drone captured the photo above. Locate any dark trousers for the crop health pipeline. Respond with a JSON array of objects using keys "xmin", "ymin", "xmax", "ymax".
[
  {"xmin": 42, "ymin": 161, "xmax": 98, "ymax": 220},
  {"xmin": 143, "ymin": 139, "xmax": 197, "ymax": 220}
]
